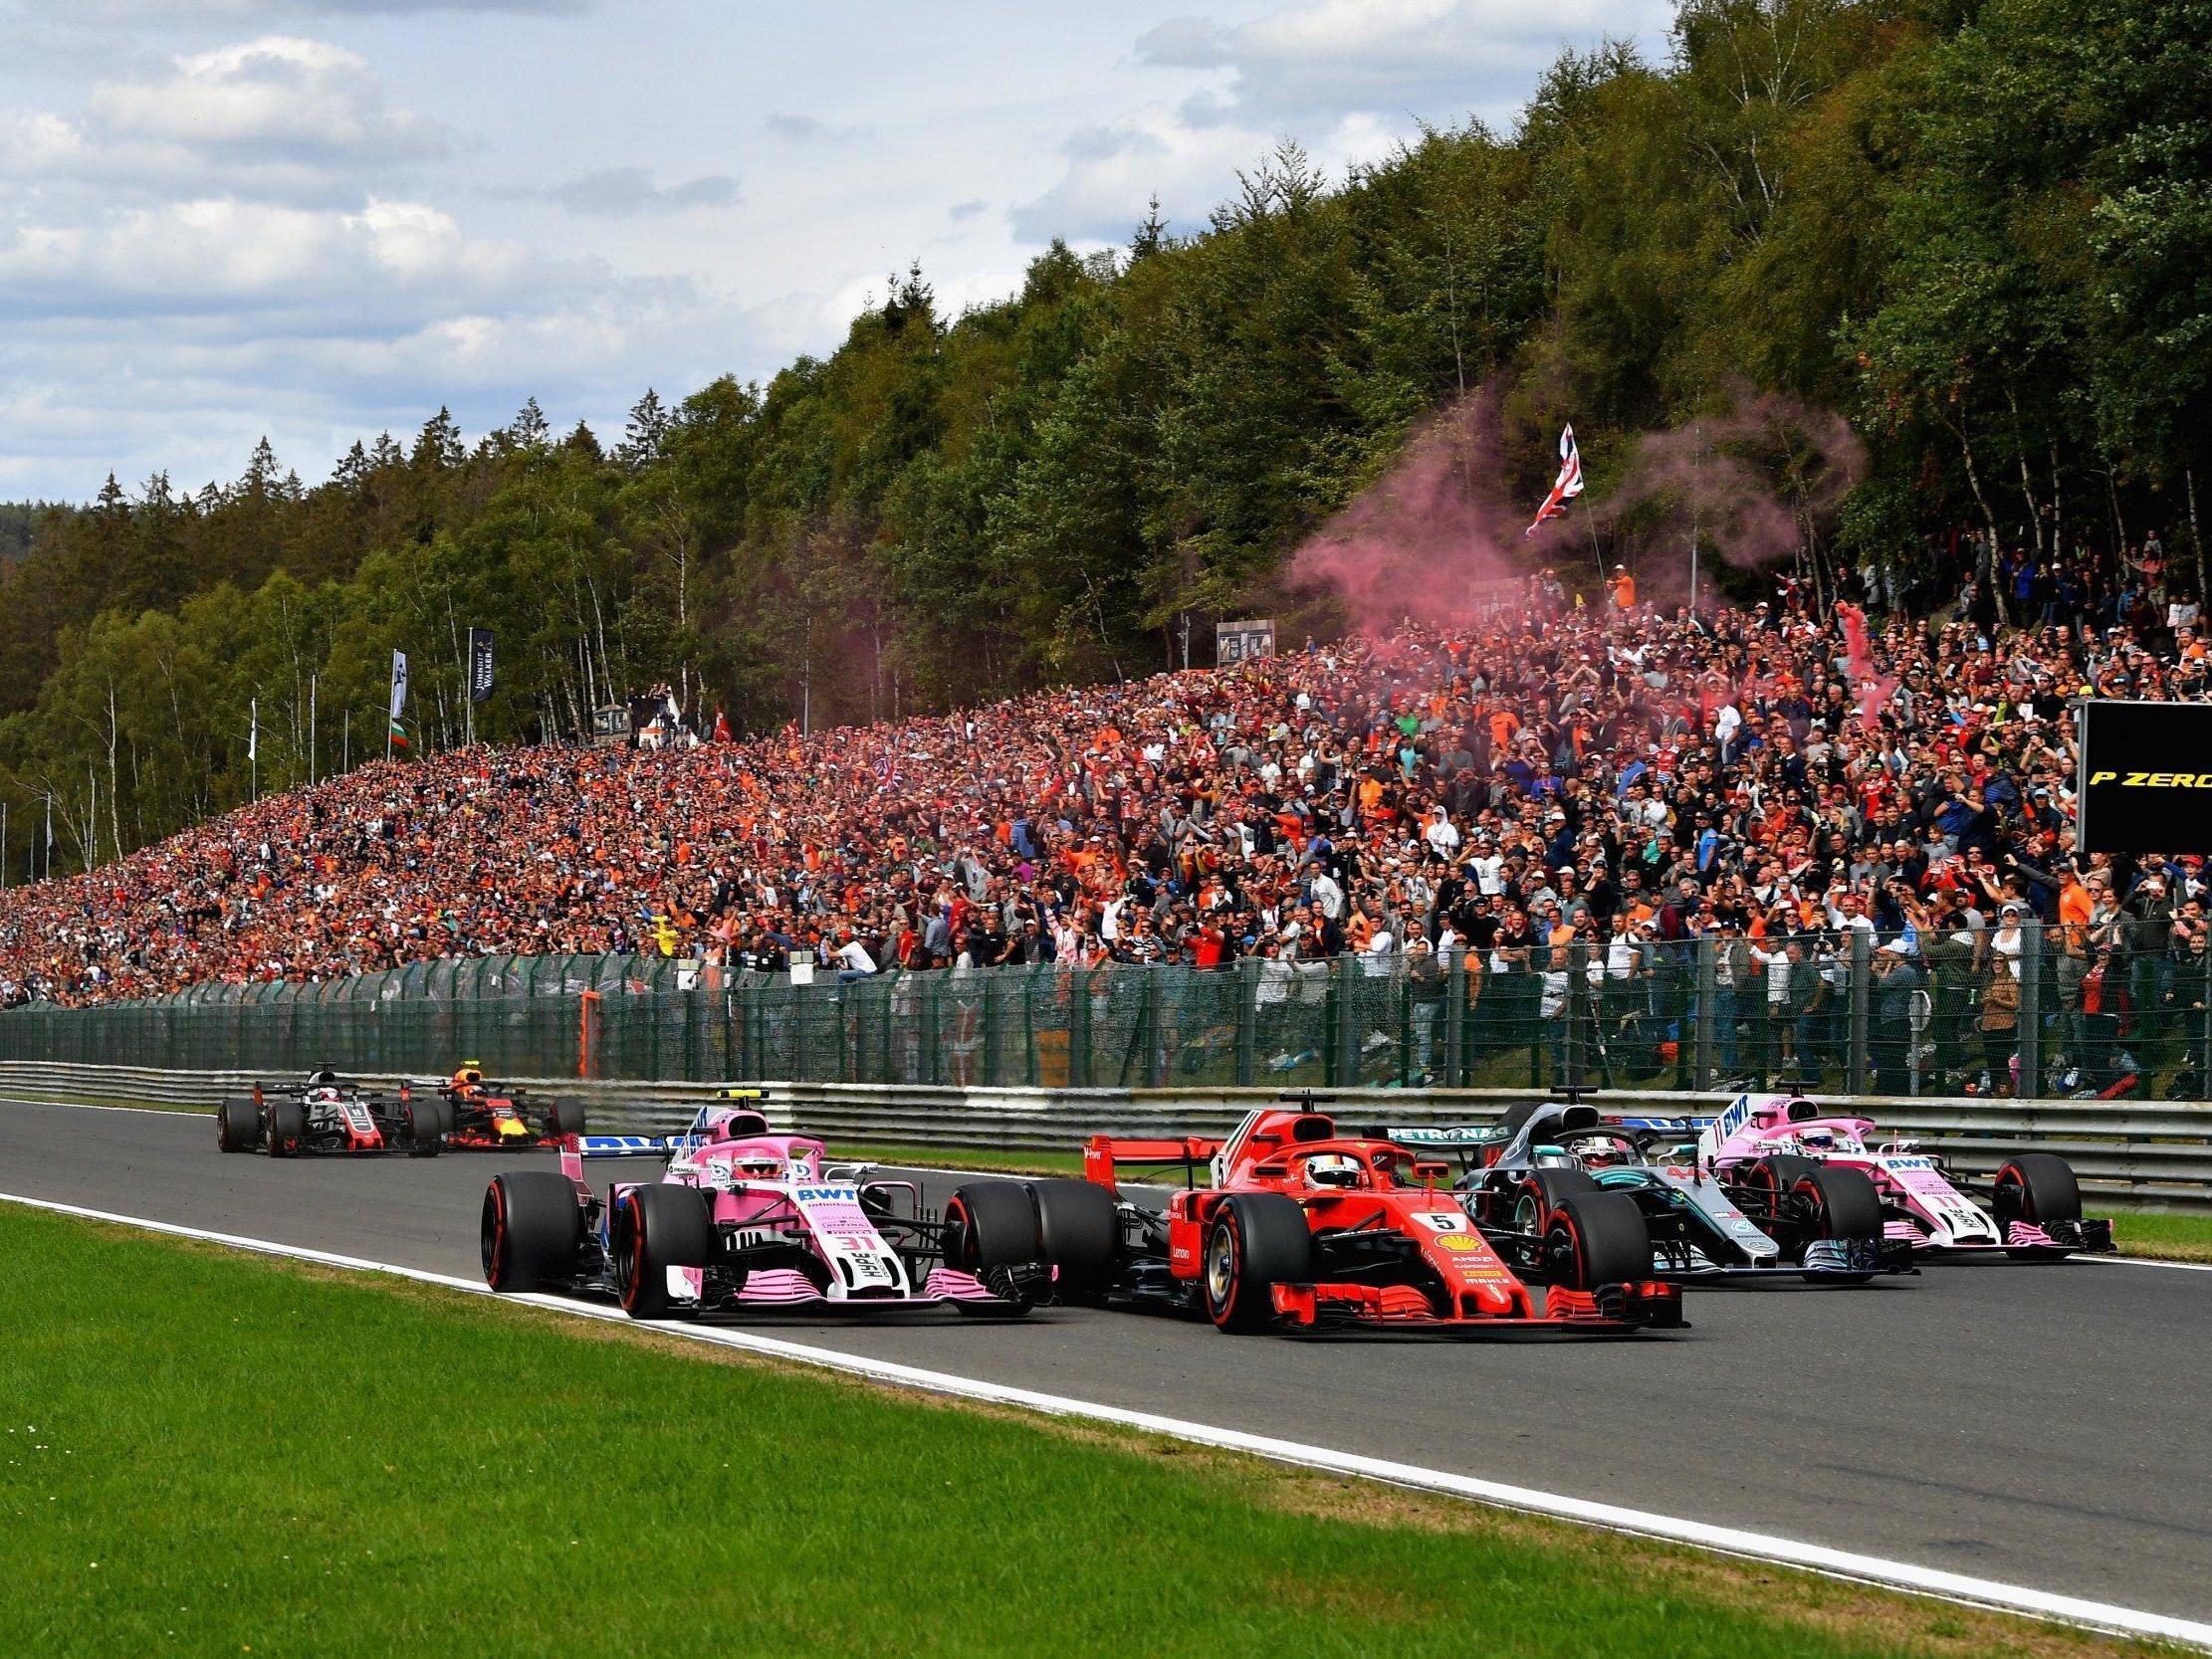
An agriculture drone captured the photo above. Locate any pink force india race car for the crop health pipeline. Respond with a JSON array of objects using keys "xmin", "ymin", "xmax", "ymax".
[
  {"xmin": 1696, "ymin": 1093, "xmax": 2115, "ymax": 1260},
  {"xmin": 480, "ymin": 1100, "xmax": 1115, "ymax": 1320}
]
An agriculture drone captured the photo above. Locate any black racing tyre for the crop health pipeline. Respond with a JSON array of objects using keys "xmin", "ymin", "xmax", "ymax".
[
  {"xmin": 1202, "ymin": 1192, "xmax": 1314, "ymax": 1333},
  {"xmin": 1512, "ymin": 1167, "xmax": 1600, "ymax": 1233},
  {"xmin": 216, "ymin": 1097, "xmax": 261, "ymax": 1153},
  {"xmin": 542, "ymin": 1098, "xmax": 584, "ymax": 1140},
  {"xmin": 611, "ymin": 1183, "xmax": 715, "ymax": 1319},
  {"xmin": 1994, "ymin": 1152, "xmax": 2082, "ymax": 1225},
  {"xmin": 1995, "ymin": 1152, "xmax": 2083, "ymax": 1258},
  {"xmin": 1794, "ymin": 1165, "xmax": 1882, "ymax": 1241},
  {"xmin": 944, "ymin": 1180, "xmax": 1041, "ymax": 1274},
  {"xmin": 1027, "ymin": 1178, "xmax": 1119, "ymax": 1296},
  {"xmin": 267, "ymin": 1098, "xmax": 306, "ymax": 1157},
  {"xmin": 405, "ymin": 1094, "xmax": 450, "ymax": 1157},
  {"xmin": 482, "ymin": 1171, "xmax": 584, "ymax": 1293},
  {"xmin": 1744, "ymin": 1153, "xmax": 1817, "ymax": 1217},
  {"xmin": 1544, "ymin": 1192, "xmax": 1654, "ymax": 1291}
]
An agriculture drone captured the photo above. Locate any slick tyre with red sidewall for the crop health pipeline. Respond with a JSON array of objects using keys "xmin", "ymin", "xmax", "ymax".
[
  {"xmin": 1791, "ymin": 1165, "xmax": 1882, "ymax": 1281},
  {"xmin": 482, "ymin": 1171, "xmax": 584, "ymax": 1293},
  {"xmin": 611, "ymin": 1183, "xmax": 714, "ymax": 1319},
  {"xmin": 1202, "ymin": 1192, "xmax": 1314, "ymax": 1333},
  {"xmin": 944, "ymin": 1180, "xmax": 1041, "ymax": 1275},
  {"xmin": 1995, "ymin": 1152, "xmax": 2083, "ymax": 1258},
  {"xmin": 1512, "ymin": 1167, "xmax": 1599, "ymax": 1233},
  {"xmin": 1543, "ymin": 1191, "xmax": 1653, "ymax": 1292}
]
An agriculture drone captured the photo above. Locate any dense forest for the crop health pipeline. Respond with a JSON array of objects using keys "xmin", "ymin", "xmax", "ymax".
[{"xmin": 0, "ymin": 0, "xmax": 2202, "ymax": 878}]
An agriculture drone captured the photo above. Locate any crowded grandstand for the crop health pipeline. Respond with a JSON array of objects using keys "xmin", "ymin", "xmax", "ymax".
[{"xmin": 1, "ymin": 529, "xmax": 2202, "ymax": 1096}]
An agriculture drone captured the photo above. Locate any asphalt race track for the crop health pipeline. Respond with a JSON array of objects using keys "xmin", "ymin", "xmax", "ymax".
[{"xmin": 7, "ymin": 1096, "xmax": 2209, "ymax": 1624}]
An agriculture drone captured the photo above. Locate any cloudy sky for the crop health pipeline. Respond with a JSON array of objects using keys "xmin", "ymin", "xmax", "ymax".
[{"xmin": 0, "ymin": 0, "xmax": 1669, "ymax": 503}]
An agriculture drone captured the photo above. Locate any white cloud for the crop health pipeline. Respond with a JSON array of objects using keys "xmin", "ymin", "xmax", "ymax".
[
  {"xmin": 0, "ymin": 197, "xmax": 545, "ymax": 322},
  {"xmin": 1137, "ymin": 0, "xmax": 1664, "ymax": 125},
  {"xmin": 0, "ymin": 2, "xmax": 1678, "ymax": 501},
  {"xmin": 87, "ymin": 36, "xmax": 444, "ymax": 159},
  {"xmin": 1017, "ymin": 0, "xmax": 1667, "ymax": 246},
  {"xmin": 60, "ymin": 0, "xmax": 587, "ymax": 16}
]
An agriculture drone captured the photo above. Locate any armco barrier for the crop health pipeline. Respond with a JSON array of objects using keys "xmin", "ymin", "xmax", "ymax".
[{"xmin": 3, "ymin": 1062, "xmax": 2206, "ymax": 1210}]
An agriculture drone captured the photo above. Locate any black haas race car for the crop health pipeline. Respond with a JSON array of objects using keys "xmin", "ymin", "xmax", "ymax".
[
  {"xmin": 216, "ymin": 1069, "xmax": 447, "ymax": 1157},
  {"xmin": 402, "ymin": 1065, "xmax": 584, "ymax": 1150}
]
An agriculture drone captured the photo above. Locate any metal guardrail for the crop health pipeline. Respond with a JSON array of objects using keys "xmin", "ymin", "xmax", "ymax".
[{"xmin": 3, "ymin": 1061, "xmax": 2205, "ymax": 1210}]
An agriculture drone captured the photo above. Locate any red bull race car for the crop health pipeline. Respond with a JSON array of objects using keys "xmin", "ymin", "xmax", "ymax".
[
  {"xmin": 215, "ymin": 1070, "xmax": 446, "ymax": 1157},
  {"xmin": 403, "ymin": 1065, "xmax": 583, "ymax": 1149},
  {"xmin": 1078, "ymin": 1094, "xmax": 1684, "ymax": 1336}
]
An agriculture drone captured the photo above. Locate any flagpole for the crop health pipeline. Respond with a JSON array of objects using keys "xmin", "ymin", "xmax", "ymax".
[
  {"xmin": 1689, "ymin": 420, "xmax": 1702, "ymax": 614},
  {"xmin": 250, "ymin": 696, "xmax": 259, "ymax": 803},
  {"xmin": 309, "ymin": 674, "xmax": 318, "ymax": 787}
]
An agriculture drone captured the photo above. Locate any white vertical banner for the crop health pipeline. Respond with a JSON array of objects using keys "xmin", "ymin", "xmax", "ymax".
[
  {"xmin": 389, "ymin": 651, "xmax": 409, "ymax": 720},
  {"xmin": 248, "ymin": 697, "xmax": 258, "ymax": 762}
]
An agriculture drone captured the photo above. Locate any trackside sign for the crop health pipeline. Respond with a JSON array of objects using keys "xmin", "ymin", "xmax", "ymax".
[{"xmin": 2076, "ymin": 700, "xmax": 2212, "ymax": 854}]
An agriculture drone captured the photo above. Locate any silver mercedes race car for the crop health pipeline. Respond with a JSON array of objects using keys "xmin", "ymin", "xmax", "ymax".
[{"xmin": 1387, "ymin": 1100, "xmax": 1909, "ymax": 1285}]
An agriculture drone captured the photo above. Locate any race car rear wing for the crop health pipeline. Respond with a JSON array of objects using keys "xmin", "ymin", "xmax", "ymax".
[
  {"xmin": 570, "ymin": 1134, "xmax": 670, "ymax": 1157},
  {"xmin": 1082, "ymin": 1135, "xmax": 1222, "ymax": 1194}
]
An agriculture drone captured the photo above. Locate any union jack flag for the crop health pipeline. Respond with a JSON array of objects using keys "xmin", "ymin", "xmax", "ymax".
[{"xmin": 1525, "ymin": 423, "xmax": 1584, "ymax": 535}]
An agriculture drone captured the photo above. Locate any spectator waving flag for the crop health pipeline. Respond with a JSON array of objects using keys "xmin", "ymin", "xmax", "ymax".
[{"xmin": 1525, "ymin": 423, "xmax": 1583, "ymax": 535}]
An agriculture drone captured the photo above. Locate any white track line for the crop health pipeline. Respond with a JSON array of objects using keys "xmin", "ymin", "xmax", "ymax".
[
  {"xmin": 0, "ymin": 1094, "xmax": 183, "ymax": 1117},
  {"xmin": 2, "ymin": 1188, "xmax": 2206, "ymax": 1649}
]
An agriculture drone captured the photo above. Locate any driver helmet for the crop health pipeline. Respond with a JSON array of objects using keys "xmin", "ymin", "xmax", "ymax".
[
  {"xmin": 450, "ymin": 1064, "xmax": 485, "ymax": 1090},
  {"xmin": 1576, "ymin": 1141, "xmax": 1623, "ymax": 1170},
  {"xmin": 1797, "ymin": 1128, "xmax": 1837, "ymax": 1152},
  {"xmin": 733, "ymin": 1155, "xmax": 784, "ymax": 1179},
  {"xmin": 310, "ymin": 1069, "xmax": 339, "ymax": 1086},
  {"xmin": 1304, "ymin": 1152, "xmax": 1362, "ymax": 1188}
]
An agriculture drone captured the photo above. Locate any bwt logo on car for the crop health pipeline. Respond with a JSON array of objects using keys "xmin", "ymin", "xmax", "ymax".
[{"xmin": 796, "ymin": 1186, "xmax": 860, "ymax": 1203}]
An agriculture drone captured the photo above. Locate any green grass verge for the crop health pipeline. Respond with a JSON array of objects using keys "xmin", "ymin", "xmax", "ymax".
[
  {"xmin": 841, "ymin": 1142, "xmax": 1084, "ymax": 1176},
  {"xmin": 2103, "ymin": 1208, "xmax": 2212, "ymax": 1263},
  {"xmin": 1, "ymin": 1210, "xmax": 2167, "ymax": 1659}
]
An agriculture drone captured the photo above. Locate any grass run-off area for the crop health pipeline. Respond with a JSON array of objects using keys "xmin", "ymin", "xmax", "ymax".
[{"xmin": 0, "ymin": 1209, "xmax": 2172, "ymax": 1659}]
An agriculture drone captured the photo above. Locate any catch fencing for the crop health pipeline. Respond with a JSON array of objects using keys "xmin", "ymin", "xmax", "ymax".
[
  {"xmin": 4, "ymin": 923, "xmax": 2212, "ymax": 1106},
  {"xmin": 1, "ymin": 1063, "xmax": 2206, "ymax": 1209}
]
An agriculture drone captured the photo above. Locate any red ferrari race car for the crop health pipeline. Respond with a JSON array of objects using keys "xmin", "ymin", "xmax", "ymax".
[
  {"xmin": 401, "ymin": 1065, "xmax": 584, "ymax": 1150},
  {"xmin": 1080, "ymin": 1094, "xmax": 1684, "ymax": 1336},
  {"xmin": 216, "ymin": 1070, "xmax": 445, "ymax": 1157}
]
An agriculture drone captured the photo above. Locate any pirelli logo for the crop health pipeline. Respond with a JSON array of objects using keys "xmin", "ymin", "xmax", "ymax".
[{"xmin": 2088, "ymin": 771, "xmax": 2212, "ymax": 788}]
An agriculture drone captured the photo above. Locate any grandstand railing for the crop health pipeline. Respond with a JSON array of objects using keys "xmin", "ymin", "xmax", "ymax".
[{"xmin": 4, "ymin": 924, "xmax": 2210, "ymax": 1105}]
